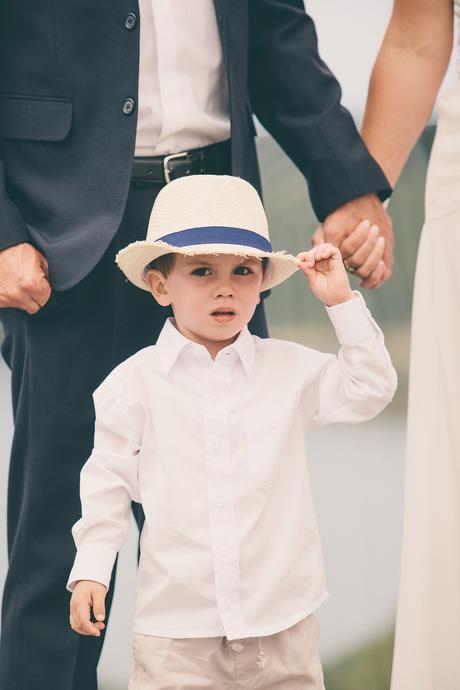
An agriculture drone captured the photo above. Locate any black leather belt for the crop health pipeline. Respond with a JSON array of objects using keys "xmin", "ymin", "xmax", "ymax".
[{"xmin": 131, "ymin": 139, "xmax": 231, "ymax": 186}]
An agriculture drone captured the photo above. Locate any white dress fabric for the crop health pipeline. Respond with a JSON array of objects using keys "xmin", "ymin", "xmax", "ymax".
[{"xmin": 391, "ymin": 6, "xmax": 460, "ymax": 689}]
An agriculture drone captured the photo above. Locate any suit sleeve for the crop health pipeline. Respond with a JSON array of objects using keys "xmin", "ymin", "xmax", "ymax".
[
  {"xmin": 247, "ymin": 0, "xmax": 392, "ymax": 220},
  {"xmin": 0, "ymin": 156, "xmax": 30, "ymax": 251}
]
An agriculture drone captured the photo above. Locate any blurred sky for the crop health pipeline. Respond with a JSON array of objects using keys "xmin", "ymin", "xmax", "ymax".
[{"xmin": 304, "ymin": 0, "xmax": 458, "ymax": 122}]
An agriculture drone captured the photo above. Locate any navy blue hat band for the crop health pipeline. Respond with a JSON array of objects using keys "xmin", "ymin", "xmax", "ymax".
[{"xmin": 157, "ymin": 226, "xmax": 273, "ymax": 253}]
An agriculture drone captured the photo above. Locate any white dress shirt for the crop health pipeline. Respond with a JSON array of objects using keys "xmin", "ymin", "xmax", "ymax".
[
  {"xmin": 135, "ymin": 0, "xmax": 230, "ymax": 156},
  {"xmin": 67, "ymin": 293, "xmax": 397, "ymax": 641}
]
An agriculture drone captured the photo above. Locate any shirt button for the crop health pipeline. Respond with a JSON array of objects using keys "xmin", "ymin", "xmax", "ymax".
[
  {"xmin": 122, "ymin": 98, "xmax": 135, "ymax": 115},
  {"xmin": 215, "ymin": 496, "xmax": 225, "ymax": 507},
  {"xmin": 220, "ymin": 546, "xmax": 231, "ymax": 557},
  {"xmin": 125, "ymin": 12, "xmax": 138, "ymax": 30},
  {"xmin": 211, "ymin": 442, "xmax": 222, "ymax": 453}
]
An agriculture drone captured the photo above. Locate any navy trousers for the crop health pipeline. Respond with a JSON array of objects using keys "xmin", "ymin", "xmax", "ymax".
[{"xmin": 0, "ymin": 180, "xmax": 267, "ymax": 690}]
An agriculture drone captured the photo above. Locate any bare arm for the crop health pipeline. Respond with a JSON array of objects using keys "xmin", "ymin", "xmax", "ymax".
[
  {"xmin": 361, "ymin": 0, "xmax": 454, "ymax": 186},
  {"xmin": 316, "ymin": 1, "xmax": 454, "ymax": 289}
]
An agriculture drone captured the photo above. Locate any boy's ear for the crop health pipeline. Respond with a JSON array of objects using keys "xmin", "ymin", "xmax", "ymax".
[{"xmin": 145, "ymin": 269, "xmax": 172, "ymax": 307}]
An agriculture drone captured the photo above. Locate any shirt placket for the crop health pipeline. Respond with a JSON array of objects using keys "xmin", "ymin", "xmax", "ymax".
[
  {"xmin": 153, "ymin": 0, "xmax": 186, "ymax": 150},
  {"xmin": 204, "ymin": 356, "xmax": 245, "ymax": 639}
]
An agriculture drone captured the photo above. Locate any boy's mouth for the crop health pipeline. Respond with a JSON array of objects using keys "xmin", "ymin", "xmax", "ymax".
[{"xmin": 210, "ymin": 308, "xmax": 236, "ymax": 322}]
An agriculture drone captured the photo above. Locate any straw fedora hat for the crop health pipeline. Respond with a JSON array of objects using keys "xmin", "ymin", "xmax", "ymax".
[{"xmin": 116, "ymin": 174, "xmax": 300, "ymax": 291}]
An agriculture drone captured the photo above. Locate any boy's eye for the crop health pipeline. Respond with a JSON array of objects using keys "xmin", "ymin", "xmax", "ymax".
[
  {"xmin": 191, "ymin": 267, "xmax": 212, "ymax": 276},
  {"xmin": 234, "ymin": 265, "xmax": 253, "ymax": 275}
]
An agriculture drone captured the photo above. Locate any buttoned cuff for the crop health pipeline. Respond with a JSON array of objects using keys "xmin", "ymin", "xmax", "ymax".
[
  {"xmin": 66, "ymin": 543, "xmax": 117, "ymax": 592},
  {"xmin": 325, "ymin": 290, "xmax": 380, "ymax": 344}
]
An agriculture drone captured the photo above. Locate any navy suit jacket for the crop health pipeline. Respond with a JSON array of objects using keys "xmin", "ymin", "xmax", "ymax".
[{"xmin": 0, "ymin": 0, "xmax": 390, "ymax": 290}]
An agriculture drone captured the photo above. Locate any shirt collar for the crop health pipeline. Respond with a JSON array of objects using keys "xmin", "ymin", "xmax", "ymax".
[
  {"xmin": 225, "ymin": 323, "xmax": 255, "ymax": 378},
  {"xmin": 155, "ymin": 317, "xmax": 255, "ymax": 378}
]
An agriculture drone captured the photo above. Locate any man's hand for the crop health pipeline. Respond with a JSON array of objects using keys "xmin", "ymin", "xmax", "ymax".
[
  {"xmin": 297, "ymin": 243, "xmax": 355, "ymax": 307},
  {"xmin": 0, "ymin": 242, "xmax": 51, "ymax": 313},
  {"xmin": 69, "ymin": 580, "xmax": 107, "ymax": 637},
  {"xmin": 311, "ymin": 193, "xmax": 394, "ymax": 289},
  {"xmin": 339, "ymin": 218, "xmax": 387, "ymax": 290}
]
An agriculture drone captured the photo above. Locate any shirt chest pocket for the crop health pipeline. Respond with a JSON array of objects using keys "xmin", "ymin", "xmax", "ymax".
[{"xmin": 243, "ymin": 404, "xmax": 297, "ymax": 483}]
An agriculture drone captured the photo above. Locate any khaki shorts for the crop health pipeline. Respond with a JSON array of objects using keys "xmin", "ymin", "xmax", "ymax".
[{"xmin": 128, "ymin": 614, "xmax": 325, "ymax": 690}]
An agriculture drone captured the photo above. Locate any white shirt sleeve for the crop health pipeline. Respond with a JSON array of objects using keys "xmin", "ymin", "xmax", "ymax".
[
  {"xmin": 300, "ymin": 291, "xmax": 398, "ymax": 429},
  {"xmin": 66, "ymin": 383, "xmax": 144, "ymax": 592}
]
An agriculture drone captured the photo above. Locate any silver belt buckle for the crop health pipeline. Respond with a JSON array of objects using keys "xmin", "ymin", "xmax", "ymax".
[{"xmin": 163, "ymin": 150, "xmax": 190, "ymax": 184}]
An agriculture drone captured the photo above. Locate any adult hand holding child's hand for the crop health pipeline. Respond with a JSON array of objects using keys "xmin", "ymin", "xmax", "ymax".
[
  {"xmin": 0, "ymin": 242, "xmax": 51, "ymax": 313},
  {"xmin": 310, "ymin": 193, "xmax": 393, "ymax": 290},
  {"xmin": 70, "ymin": 580, "xmax": 107, "ymax": 637},
  {"xmin": 297, "ymin": 243, "xmax": 355, "ymax": 307}
]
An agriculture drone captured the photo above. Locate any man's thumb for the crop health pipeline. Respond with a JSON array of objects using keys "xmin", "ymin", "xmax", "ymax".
[
  {"xmin": 92, "ymin": 592, "xmax": 106, "ymax": 621},
  {"xmin": 38, "ymin": 253, "xmax": 49, "ymax": 279},
  {"xmin": 311, "ymin": 227, "xmax": 325, "ymax": 246}
]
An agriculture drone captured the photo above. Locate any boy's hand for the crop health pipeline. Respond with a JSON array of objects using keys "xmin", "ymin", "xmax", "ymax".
[
  {"xmin": 297, "ymin": 244, "xmax": 355, "ymax": 307},
  {"xmin": 69, "ymin": 580, "xmax": 107, "ymax": 637}
]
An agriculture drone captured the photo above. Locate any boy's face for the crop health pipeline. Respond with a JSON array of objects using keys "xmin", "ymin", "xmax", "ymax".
[{"xmin": 145, "ymin": 253, "xmax": 264, "ymax": 357}]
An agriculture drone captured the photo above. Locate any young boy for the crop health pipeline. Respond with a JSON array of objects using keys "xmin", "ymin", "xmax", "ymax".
[{"xmin": 67, "ymin": 175, "xmax": 396, "ymax": 689}]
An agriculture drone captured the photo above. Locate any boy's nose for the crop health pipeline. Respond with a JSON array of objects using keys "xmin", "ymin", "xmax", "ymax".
[{"xmin": 214, "ymin": 284, "xmax": 234, "ymax": 298}]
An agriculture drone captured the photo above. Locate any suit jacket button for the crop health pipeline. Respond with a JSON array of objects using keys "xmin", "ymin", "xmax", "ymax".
[
  {"xmin": 125, "ymin": 13, "xmax": 138, "ymax": 30},
  {"xmin": 122, "ymin": 98, "xmax": 135, "ymax": 115}
]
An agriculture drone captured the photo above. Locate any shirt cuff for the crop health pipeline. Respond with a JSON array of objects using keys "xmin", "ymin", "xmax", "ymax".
[
  {"xmin": 66, "ymin": 543, "xmax": 117, "ymax": 592},
  {"xmin": 325, "ymin": 290, "xmax": 381, "ymax": 345}
]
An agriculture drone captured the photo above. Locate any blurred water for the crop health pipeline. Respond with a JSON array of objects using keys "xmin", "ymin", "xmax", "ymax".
[{"xmin": 0, "ymin": 354, "xmax": 404, "ymax": 689}]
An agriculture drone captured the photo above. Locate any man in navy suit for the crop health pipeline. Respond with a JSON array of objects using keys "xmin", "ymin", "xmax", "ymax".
[{"xmin": 0, "ymin": 2, "xmax": 392, "ymax": 689}]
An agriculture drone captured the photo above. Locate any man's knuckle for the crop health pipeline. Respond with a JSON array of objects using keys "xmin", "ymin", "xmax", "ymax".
[
  {"xmin": 19, "ymin": 279, "xmax": 36, "ymax": 293},
  {"xmin": 7, "ymin": 286, "xmax": 22, "ymax": 302},
  {"xmin": 17, "ymin": 274, "xmax": 31, "ymax": 286}
]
